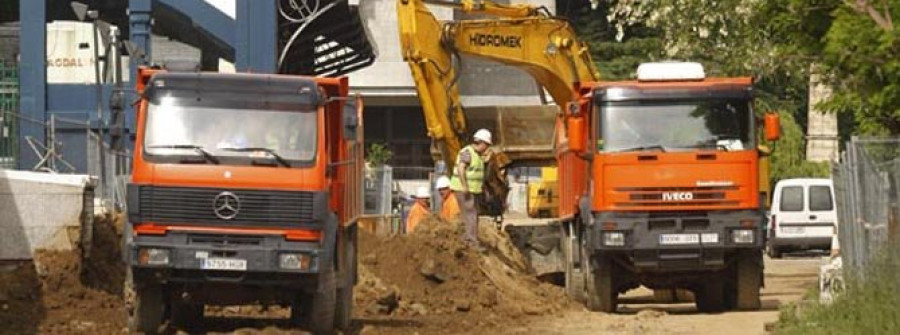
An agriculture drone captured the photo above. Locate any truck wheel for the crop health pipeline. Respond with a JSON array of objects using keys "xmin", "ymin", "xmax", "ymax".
[
  {"xmin": 562, "ymin": 234, "xmax": 585, "ymax": 302},
  {"xmin": 585, "ymin": 253, "xmax": 617, "ymax": 313},
  {"xmin": 170, "ymin": 302, "xmax": 204, "ymax": 331},
  {"xmin": 334, "ymin": 229, "xmax": 357, "ymax": 330},
  {"xmin": 736, "ymin": 253, "xmax": 762, "ymax": 310},
  {"xmin": 695, "ymin": 281, "xmax": 726, "ymax": 313},
  {"xmin": 308, "ymin": 267, "xmax": 337, "ymax": 334},
  {"xmin": 127, "ymin": 270, "xmax": 164, "ymax": 334}
]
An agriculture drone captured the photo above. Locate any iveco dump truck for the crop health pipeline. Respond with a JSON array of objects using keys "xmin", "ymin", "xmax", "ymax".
[
  {"xmin": 560, "ymin": 62, "xmax": 781, "ymax": 313},
  {"xmin": 125, "ymin": 67, "xmax": 363, "ymax": 334}
]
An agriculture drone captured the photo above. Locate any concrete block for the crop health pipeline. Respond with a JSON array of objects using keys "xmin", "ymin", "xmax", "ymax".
[{"xmin": 0, "ymin": 170, "xmax": 93, "ymax": 261}]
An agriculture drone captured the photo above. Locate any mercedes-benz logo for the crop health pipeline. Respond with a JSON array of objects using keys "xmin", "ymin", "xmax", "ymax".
[{"xmin": 213, "ymin": 191, "xmax": 240, "ymax": 220}]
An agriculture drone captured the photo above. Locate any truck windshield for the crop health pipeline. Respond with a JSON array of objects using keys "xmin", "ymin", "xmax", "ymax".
[
  {"xmin": 143, "ymin": 97, "xmax": 317, "ymax": 164},
  {"xmin": 599, "ymin": 99, "xmax": 753, "ymax": 152}
]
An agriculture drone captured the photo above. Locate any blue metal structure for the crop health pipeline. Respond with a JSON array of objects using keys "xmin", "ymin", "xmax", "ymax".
[{"xmin": 14, "ymin": 0, "xmax": 373, "ymax": 173}]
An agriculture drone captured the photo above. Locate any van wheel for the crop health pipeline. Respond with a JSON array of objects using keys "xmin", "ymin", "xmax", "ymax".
[
  {"xmin": 562, "ymin": 234, "xmax": 585, "ymax": 302},
  {"xmin": 585, "ymin": 253, "xmax": 617, "ymax": 313},
  {"xmin": 767, "ymin": 244, "xmax": 782, "ymax": 259},
  {"xmin": 736, "ymin": 252, "xmax": 762, "ymax": 310}
]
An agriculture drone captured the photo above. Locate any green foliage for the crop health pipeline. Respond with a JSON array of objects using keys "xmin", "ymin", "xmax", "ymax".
[
  {"xmin": 775, "ymin": 242, "xmax": 900, "ymax": 334},
  {"xmin": 768, "ymin": 112, "xmax": 831, "ymax": 183},
  {"xmin": 365, "ymin": 143, "xmax": 392, "ymax": 166}
]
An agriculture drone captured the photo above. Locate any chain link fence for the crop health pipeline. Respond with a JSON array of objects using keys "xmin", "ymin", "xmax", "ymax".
[
  {"xmin": 832, "ymin": 137, "xmax": 900, "ymax": 270},
  {"xmin": 1, "ymin": 109, "xmax": 130, "ymax": 212}
]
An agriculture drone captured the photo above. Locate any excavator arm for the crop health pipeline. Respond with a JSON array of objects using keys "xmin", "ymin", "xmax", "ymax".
[{"xmin": 397, "ymin": 0, "xmax": 599, "ymax": 170}]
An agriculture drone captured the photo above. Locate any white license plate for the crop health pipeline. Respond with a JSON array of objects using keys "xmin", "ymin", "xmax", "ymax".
[
  {"xmin": 781, "ymin": 227, "xmax": 806, "ymax": 234},
  {"xmin": 202, "ymin": 258, "xmax": 247, "ymax": 271},
  {"xmin": 659, "ymin": 234, "xmax": 700, "ymax": 245}
]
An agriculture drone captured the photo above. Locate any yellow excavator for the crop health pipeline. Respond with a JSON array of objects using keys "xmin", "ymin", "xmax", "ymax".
[{"xmin": 397, "ymin": 0, "xmax": 599, "ymax": 217}]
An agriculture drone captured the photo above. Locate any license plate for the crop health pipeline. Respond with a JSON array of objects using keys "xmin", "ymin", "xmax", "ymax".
[
  {"xmin": 659, "ymin": 234, "xmax": 700, "ymax": 245},
  {"xmin": 781, "ymin": 227, "xmax": 806, "ymax": 234},
  {"xmin": 202, "ymin": 257, "xmax": 247, "ymax": 271}
]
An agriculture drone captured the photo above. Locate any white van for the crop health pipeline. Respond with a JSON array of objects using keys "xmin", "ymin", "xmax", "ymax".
[{"xmin": 767, "ymin": 178, "xmax": 837, "ymax": 258}]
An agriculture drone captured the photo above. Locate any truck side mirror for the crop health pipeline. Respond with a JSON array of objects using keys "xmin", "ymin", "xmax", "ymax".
[
  {"xmin": 567, "ymin": 116, "xmax": 586, "ymax": 153},
  {"xmin": 343, "ymin": 98, "xmax": 362, "ymax": 141},
  {"xmin": 764, "ymin": 112, "xmax": 781, "ymax": 141}
]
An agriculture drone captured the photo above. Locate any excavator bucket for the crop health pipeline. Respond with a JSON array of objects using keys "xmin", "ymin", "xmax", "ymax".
[
  {"xmin": 277, "ymin": 0, "xmax": 377, "ymax": 77},
  {"xmin": 464, "ymin": 105, "xmax": 558, "ymax": 166}
]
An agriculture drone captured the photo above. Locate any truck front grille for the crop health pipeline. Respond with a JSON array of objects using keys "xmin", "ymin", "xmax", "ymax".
[
  {"xmin": 138, "ymin": 186, "xmax": 316, "ymax": 227},
  {"xmin": 615, "ymin": 186, "xmax": 738, "ymax": 208}
]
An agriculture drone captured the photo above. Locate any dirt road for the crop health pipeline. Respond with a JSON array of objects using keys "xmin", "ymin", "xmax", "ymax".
[
  {"xmin": 1, "ymin": 215, "xmax": 822, "ymax": 334},
  {"xmin": 498, "ymin": 256, "xmax": 822, "ymax": 335}
]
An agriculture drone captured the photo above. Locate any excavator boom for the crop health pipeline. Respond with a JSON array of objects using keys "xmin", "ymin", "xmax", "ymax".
[{"xmin": 397, "ymin": 0, "xmax": 599, "ymax": 169}]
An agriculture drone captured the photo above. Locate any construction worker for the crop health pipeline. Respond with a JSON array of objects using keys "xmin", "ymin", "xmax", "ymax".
[
  {"xmin": 450, "ymin": 128, "xmax": 492, "ymax": 248},
  {"xmin": 405, "ymin": 186, "xmax": 432, "ymax": 234},
  {"xmin": 436, "ymin": 176, "xmax": 459, "ymax": 221}
]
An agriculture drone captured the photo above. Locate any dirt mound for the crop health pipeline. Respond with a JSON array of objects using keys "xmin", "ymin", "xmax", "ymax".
[
  {"xmin": 0, "ymin": 214, "xmax": 127, "ymax": 334},
  {"xmin": 355, "ymin": 216, "xmax": 571, "ymax": 327}
]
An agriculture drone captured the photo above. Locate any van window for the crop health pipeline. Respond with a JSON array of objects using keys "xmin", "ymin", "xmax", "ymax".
[
  {"xmin": 809, "ymin": 185, "xmax": 834, "ymax": 211},
  {"xmin": 780, "ymin": 186, "xmax": 804, "ymax": 211}
]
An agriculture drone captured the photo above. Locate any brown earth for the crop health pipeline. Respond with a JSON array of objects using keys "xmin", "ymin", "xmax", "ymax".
[
  {"xmin": 0, "ymin": 213, "xmax": 127, "ymax": 335},
  {"xmin": 353, "ymin": 217, "xmax": 573, "ymax": 334},
  {"xmin": 0, "ymin": 213, "xmax": 821, "ymax": 335}
]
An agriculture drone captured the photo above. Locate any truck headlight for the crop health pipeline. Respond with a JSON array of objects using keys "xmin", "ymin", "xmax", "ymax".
[
  {"xmin": 732, "ymin": 230, "xmax": 754, "ymax": 244},
  {"xmin": 279, "ymin": 253, "xmax": 312, "ymax": 270},
  {"xmin": 138, "ymin": 248, "xmax": 170, "ymax": 265},
  {"xmin": 603, "ymin": 232, "xmax": 625, "ymax": 246}
]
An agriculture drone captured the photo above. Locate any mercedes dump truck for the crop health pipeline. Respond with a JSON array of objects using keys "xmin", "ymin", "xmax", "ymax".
[
  {"xmin": 561, "ymin": 62, "xmax": 781, "ymax": 313},
  {"xmin": 124, "ymin": 67, "xmax": 363, "ymax": 333}
]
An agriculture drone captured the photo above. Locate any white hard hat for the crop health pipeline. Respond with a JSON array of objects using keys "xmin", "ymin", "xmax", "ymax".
[
  {"xmin": 435, "ymin": 176, "xmax": 451, "ymax": 189},
  {"xmin": 473, "ymin": 128, "xmax": 492, "ymax": 144},
  {"xmin": 414, "ymin": 186, "xmax": 432, "ymax": 199}
]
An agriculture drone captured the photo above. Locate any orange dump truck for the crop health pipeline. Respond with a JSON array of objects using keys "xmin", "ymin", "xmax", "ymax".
[
  {"xmin": 560, "ymin": 62, "xmax": 780, "ymax": 313},
  {"xmin": 124, "ymin": 67, "xmax": 363, "ymax": 334}
]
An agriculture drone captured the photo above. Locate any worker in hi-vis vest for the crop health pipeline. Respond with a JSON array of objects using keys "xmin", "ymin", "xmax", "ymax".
[
  {"xmin": 436, "ymin": 176, "xmax": 459, "ymax": 221},
  {"xmin": 450, "ymin": 128, "xmax": 492, "ymax": 249},
  {"xmin": 405, "ymin": 186, "xmax": 432, "ymax": 234}
]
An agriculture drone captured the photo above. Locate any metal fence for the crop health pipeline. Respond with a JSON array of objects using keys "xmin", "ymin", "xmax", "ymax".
[
  {"xmin": 1, "ymin": 109, "xmax": 130, "ymax": 211},
  {"xmin": 832, "ymin": 137, "xmax": 900, "ymax": 270},
  {"xmin": 0, "ymin": 61, "xmax": 17, "ymax": 169}
]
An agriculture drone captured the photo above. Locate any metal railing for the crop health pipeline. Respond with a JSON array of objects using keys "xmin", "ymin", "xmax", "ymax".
[
  {"xmin": 0, "ymin": 61, "xmax": 17, "ymax": 169},
  {"xmin": 1, "ymin": 109, "xmax": 130, "ymax": 212},
  {"xmin": 832, "ymin": 137, "xmax": 900, "ymax": 270}
]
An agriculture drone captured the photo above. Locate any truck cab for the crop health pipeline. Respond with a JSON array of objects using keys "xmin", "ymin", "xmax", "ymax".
[
  {"xmin": 565, "ymin": 62, "xmax": 780, "ymax": 313},
  {"xmin": 125, "ymin": 68, "xmax": 363, "ymax": 334}
]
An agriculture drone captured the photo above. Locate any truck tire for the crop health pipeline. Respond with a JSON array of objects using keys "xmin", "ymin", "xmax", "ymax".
[
  {"xmin": 735, "ymin": 252, "xmax": 762, "ymax": 310},
  {"xmin": 695, "ymin": 281, "xmax": 726, "ymax": 313},
  {"xmin": 127, "ymin": 271, "xmax": 164, "ymax": 334},
  {"xmin": 308, "ymin": 268, "xmax": 337, "ymax": 334},
  {"xmin": 585, "ymin": 253, "xmax": 617, "ymax": 313},
  {"xmin": 334, "ymin": 229, "xmax": 357, "ymax": 330},
  {"xmin": 562, "ymin": 234, "xmax": 585, "ymax": 302}
]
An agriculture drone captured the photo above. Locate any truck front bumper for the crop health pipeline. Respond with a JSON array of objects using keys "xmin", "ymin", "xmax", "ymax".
[
  {"xmin": 587, "ymin": 210, "xmax": 764, "ymax": 272},
  {"xmin": 127, "ymin": 231, "xmax": 325, "ymax": 287}
]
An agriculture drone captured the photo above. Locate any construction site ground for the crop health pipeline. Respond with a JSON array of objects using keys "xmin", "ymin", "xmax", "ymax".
[{"xmin": 0, "ymin": 214, "xmax": 822, "ymax": 334}]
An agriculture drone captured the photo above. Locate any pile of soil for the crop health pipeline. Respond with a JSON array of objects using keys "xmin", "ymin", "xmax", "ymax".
[
  {"xmin": 355, "ymin": 216, "xmax": 572, "ymax": 330},
  {"xmin": 0, "ymin": 214, "xmax": 127, "ymax": 334}
]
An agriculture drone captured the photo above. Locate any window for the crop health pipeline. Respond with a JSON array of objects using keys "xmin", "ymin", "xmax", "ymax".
[
  {"xmin": 809, "ymin": 185, "xmax": 834, "ymax": 211},
  {"xmin": 780, "ymin": 186, "xmax": 804, "ymax": 212}
]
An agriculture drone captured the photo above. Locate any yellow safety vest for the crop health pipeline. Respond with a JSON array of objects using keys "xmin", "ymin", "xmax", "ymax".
[{"xmin": 450, "ymin": 145, "xmax": 484, "ymax": 194}]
